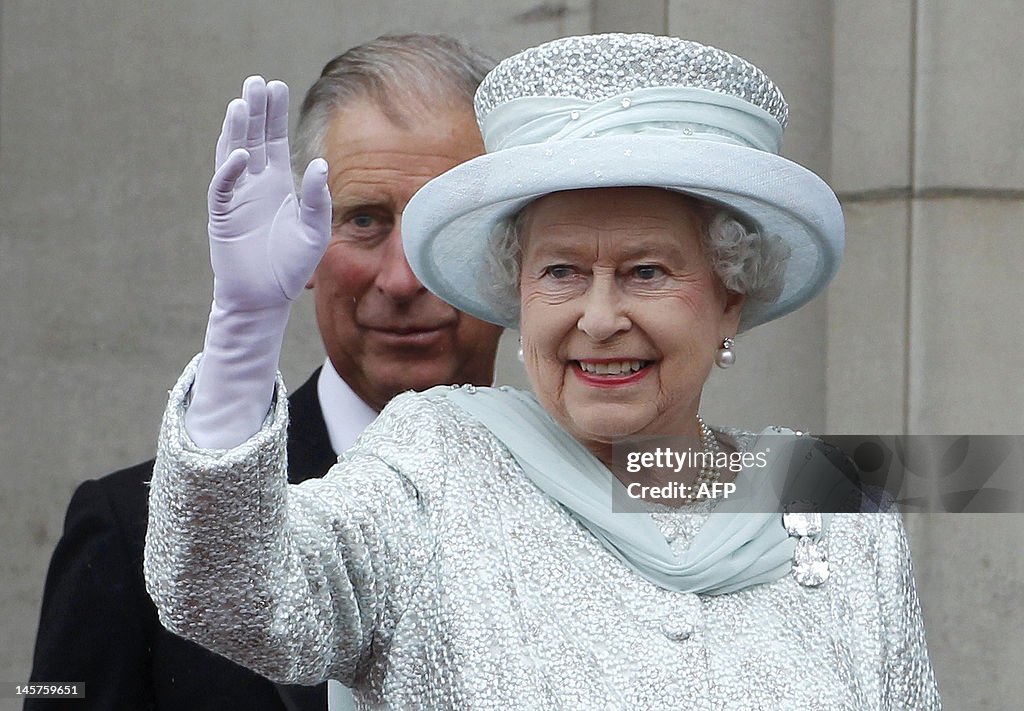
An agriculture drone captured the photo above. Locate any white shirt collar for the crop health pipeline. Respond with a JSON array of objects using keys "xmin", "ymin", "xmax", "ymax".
[{"xmin": 316, "ymin": 358, "xmax": 379, "ymax": 455}]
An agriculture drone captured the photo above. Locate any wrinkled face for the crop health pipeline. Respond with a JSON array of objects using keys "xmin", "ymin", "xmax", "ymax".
[
  {"xmin": 310, "ymin": 100, "xmax": 502, "ymax": 411},
  {"xmin": 518, "ymin": 187, "xmax": 744, "ymax": 461}
]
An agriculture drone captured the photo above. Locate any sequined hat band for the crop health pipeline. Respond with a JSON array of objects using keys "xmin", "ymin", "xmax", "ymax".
[
  {"xmin": 474, "ymin": 33, "xmax": 788, "ymax": 128},
  {"xmin": 483, "ymin": 86, "xmax": 784, "ymax": 153}
]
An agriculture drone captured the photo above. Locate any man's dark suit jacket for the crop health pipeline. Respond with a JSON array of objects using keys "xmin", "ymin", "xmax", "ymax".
[{"xmin": 27, "ymin": 371, "xmax": 337, "ymax": 710}]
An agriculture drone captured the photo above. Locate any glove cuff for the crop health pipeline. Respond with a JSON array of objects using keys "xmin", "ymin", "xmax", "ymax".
[{"xmin": 184, "ymin": 302, "xmax": 291, "ymax": 449}]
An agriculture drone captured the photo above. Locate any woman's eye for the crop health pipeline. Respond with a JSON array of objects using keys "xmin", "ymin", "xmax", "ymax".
[
  {"xmin": 545, "ymin": 265, "xmax": 575, "ymax": 279},
  {"xmin": 633, "ymin": 265, "xmax": 664, "ymax": 280}
]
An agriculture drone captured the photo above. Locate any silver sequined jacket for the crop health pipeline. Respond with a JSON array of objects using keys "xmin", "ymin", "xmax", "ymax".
[{"xmin": 145, "ymin": 364, "xmax": 941, "ymax": 710}]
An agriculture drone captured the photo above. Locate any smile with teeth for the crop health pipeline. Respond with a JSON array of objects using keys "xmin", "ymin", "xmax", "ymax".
[{"xmin": 576, "ymin": 360, "xmax": 649, "ymax": 375}]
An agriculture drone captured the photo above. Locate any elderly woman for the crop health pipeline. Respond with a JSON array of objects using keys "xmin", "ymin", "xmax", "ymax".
[{"xmin": 145, "ymin": 34, "xmax": 939, "ymax": 709}]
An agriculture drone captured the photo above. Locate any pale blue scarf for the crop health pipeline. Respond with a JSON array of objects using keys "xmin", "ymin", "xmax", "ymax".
[{"xmin": 440, "ymin": 385, "xmax": 838, "ymax": 595}]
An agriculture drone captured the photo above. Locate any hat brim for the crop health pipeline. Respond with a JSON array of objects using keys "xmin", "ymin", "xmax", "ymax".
[{"xmin": 402, "ymin": 134, "xmax": 844, "ymax": 330}]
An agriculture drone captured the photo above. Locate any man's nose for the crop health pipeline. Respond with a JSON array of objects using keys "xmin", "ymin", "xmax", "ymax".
[
  {"xmin": 375, "ymin": 227, "xmax": 425, "ymax": 300},
  {"xmin": 576, "ymin": 275, "xmax": 631, "ymax": 341}
]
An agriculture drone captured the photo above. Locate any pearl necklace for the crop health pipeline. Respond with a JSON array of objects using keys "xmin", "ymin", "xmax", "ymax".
[{"xmin": 686, "ymin": 415, "xmax": 722, "ymax": 503}]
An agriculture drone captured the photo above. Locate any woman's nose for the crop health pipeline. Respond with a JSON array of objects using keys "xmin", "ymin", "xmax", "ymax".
[{"xmin": 576, "ymin": 276, "xmax": 631, "ymax": 340}]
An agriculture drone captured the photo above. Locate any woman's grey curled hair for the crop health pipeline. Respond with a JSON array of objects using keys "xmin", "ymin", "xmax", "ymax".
[
  {"xmin": 701, "ymin": 208, "xmax": 790, "ymax": 306},
  {"xmin": 292, "ymin": 34, "xmax": 495, "ymax": 178},
  {"xmin": 483, "ymin": 199, "xmax": 791, "ymax": 327}
]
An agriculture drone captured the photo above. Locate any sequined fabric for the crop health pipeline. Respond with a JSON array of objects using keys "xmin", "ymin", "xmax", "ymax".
[
  {"xmin": 474, "ymin": 34, "xmax": 789, "ymax": 129},
  {"xmin": 145, "ymin": 363, "xmax": 940, "ymax": 709}
]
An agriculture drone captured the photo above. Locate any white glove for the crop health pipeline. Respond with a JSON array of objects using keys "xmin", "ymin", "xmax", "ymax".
[{"xmin": 185, "ymin": 76, "xmax": 331, "ymax": 449}]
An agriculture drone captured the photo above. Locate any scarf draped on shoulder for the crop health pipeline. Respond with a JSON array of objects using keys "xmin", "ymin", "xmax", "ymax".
[{"xmin": 438, "ymin": 385, "xmax": 840, "ymax": 595}]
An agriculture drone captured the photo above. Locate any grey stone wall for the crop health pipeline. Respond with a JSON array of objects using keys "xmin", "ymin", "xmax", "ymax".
[
  {"xmin": 2, "ymin": 1, "xmax": 1021, "ymax": 708},
  {"xmin": 826, "ymin": 1, "xmax": 1024, "ymax": 707}
]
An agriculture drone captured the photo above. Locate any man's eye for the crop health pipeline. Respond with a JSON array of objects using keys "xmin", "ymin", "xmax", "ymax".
[{"xmin": 333, "ymin": 210, "xmax": 393, "ymax": 244}]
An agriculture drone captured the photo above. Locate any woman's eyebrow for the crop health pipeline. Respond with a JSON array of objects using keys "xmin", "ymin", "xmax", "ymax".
[
  {"xmin": 524, "ymin": 242, "xmax": 587, "ymax": 260},
  {"xmin": 614, "ymin": 240, "xmax": 686, "ymax": 261}
]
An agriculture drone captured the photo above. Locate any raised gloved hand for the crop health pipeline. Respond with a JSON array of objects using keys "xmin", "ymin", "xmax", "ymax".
[
  {"xmin": 185, "ymin": 76, "xmax": 331, "ymax": 449},
  {"xmin": 207, "ymin": 77, "xmax": 330, "ymax": 312}
]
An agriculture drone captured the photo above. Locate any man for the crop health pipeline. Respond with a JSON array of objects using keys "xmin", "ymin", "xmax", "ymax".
[{"xmin": 27, "ymin": 34, "xmax": 502, "ymax": 710}]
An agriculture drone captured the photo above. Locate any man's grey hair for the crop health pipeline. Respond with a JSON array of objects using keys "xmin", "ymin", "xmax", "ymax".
[
  {"xmin": 483, "ymin": 195, "xmax": 792, "ymax": 326},
  {"xmin": 292, "ymin": 34, "xmax": 495, "ymax": 175}
]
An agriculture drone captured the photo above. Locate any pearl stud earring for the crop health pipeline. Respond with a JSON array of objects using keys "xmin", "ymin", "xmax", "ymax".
[{"xmin": 715, "ymin": 337, "xmax": 736, "ymax": 369}]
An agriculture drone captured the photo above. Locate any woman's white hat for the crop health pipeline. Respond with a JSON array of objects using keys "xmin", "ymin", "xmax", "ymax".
[{"xmin": 402, "ymin": 33, "xmax": 844, "ymax": 330}]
